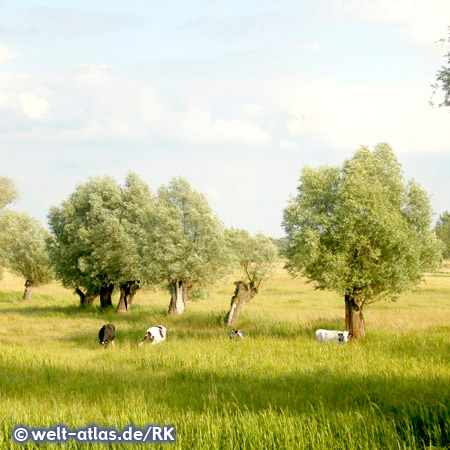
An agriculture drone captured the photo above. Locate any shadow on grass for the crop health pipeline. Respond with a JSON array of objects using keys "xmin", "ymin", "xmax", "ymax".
[
  {"xmin": 238, "ymin": 316, "xmax": 346, "ymax": 339},
  {"xmin": 0, "ymin": 298, "xmax": 360, "ymax": 343},
  {"xmin": 0, "ymin": 303, "xmax": 168, "ymax": 320},
  {"xmin": 0, "ymin": 361, "xmax": 449, "ymax": 447}
]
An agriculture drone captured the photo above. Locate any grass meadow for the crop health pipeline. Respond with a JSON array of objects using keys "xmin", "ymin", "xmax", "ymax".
[{"xmin": 0, "ymin": 262, "xmax": 449, "ymax": 449}]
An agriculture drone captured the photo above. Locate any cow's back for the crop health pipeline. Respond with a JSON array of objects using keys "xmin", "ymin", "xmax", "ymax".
[
  {"xmin": 315, "ymin": 329, "xmax": 339, "ymax": 343},
  {"xmin": 99, "ymin": 324, "xmax": 115, "ymax": 343},
  {"xmin": 146, "ymin": 325, "xmax": 166, "ymax": 344},
  {"xmin": 315, "ymin": 329, "xmax": 328, "ymax": 343}
]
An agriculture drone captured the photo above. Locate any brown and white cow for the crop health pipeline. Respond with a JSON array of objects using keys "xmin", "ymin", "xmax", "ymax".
[{"xmin": 139, "ymin": 325, "xmax": 167, "ymax": 345}]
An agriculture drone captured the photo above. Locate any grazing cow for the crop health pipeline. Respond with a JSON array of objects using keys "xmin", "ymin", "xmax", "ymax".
[
  {"xmin": 99, "ymin": 323, "xmax": 115, "ymax": 348},
  {"xmin": 315, "ymin": 329, "xmax": 350, "ymax": 344},
  {"xmin": 229, "ymin": 329, "xmax": 244, "ymax": 340},
  {"xmin": 138, "ymin": 325, "xmax": 167, "ymax": 346}
]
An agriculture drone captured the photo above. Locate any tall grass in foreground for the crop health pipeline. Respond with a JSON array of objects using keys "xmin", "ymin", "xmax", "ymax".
[{"xmin": 0, "ymin": 267, "xmax": 449, "ymax": 449}]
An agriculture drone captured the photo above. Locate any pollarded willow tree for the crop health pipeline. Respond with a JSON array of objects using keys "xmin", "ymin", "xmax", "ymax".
[
  {"xmin": 283, "ymin": 143, "xmax": 442, "ymax": 339},
  {"xmin": 47, "ymin": 173, "xmax": 153, "ymax": 310},
  {"xmin": 225, "ymin": 229, "xmax": 279, "ymax": 325},
  {"xmin": 143, "ymin": 177, "xmax": 230, "ymax": 315},
  {"xmin": 0, "ymin": 211, "xmax": 53, "ymax": 299}
]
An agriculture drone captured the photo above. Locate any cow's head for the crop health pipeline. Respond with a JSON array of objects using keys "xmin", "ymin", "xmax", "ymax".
[
  {"xmin": 337, "ymin": 331, "xmax": 350, "ymax": 343},
  {"xmin": 138, "ymin": 331, "xmax": 154, "ymax": 346}
]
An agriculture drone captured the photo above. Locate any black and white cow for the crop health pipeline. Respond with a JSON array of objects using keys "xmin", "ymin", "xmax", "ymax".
[
  {"xmin": 138, "ymin": 325, "xmax": 167, "ymax": 345},
  {"xmin": 315, "ymin": 329, "xmax": 350, "ymax": 344},
  {"xmin": 229, "ymin": 329, "xmax": 244, "ymax": 340},
  {"xmin": 99, "ymin": 323, "xmax": 115, "ymax": 348}
]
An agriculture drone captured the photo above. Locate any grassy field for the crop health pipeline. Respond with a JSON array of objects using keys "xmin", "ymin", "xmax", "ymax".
[{"xmin": 0, "ymin": 263, "xmax": 449, "ymax": 450}]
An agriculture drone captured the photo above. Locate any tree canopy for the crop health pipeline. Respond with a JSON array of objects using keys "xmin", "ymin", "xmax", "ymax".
[
  {"xmin": 283, "ymin": 143, "xmax": 442, "ymax": 338},
  {"xmin": 225, "ymin": 229, "xmax": 278, "ymax": 325},
  {"xmin": 143, "ymin": 177, "xmax": 230, "ymax": 314},
  {"xmin": 227, "ymin": 229, "xmax": 278, "ymax": 289},
  {"xmin": 47, "ymin": 173, "xmax": 153, "ymax": 308},
  {"xmin": 0, "ymin": 211, "xmax": 53, "ymax": 299},
  {"xmin": 0, "ymin": 175, "xmax": 20, "ymax": 280},
  {"xmin": 0, "ymin": 176, "xmax": 19, "ymax": 210},
  {"xmin": 434, "ymin": 211, "xmax": 450, "ymax": 259}
]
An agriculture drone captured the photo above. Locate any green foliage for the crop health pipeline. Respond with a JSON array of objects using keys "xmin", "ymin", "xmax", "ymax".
[
  {"xmin": 188, "ymin": 285, "xmax": 211, "ymax": 301},
  {"xmin": 0, "ymin": 176, "xmax": 19, "ymax": 210},
  {"xmin": 274, "ymin": 236, "xmax": 289, "ymax": 253},
  {"xmin": 144, "ymin": 177, "xmax": 229, "ymax": 291},
  {"xmin": 268, "ymin": 236, "xmax": 289, "ymax": 256},
  {"xmin": 431, "ymin": 27, "xmax": 450, "ymax": 109},
  {"xmin": 434, "ymin": 211, "xmax": 450, "ymax": 258},
  {"xmin": 0, "ymin": 211, "xmax": 53, "ymax": 286},
  {"xmin": 226, "ymin": 229, "xmax": 278, "ymax": 288},
  {"xmin": 0, "ymin": 176, "xmax": 20, "ymax": 279},
  {"xmin": 283, "ymin": 143, "xmax": 442, "ymax": 305},
  {"xmin": 47, "ymin": 173, "xmax": 154, "ymax": 294}
]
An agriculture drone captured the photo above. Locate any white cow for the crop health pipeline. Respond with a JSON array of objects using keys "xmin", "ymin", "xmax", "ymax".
[
  {"xmin": 139, "ymin": 325, "xmax": 167, "ymax": 345},
  {"xmin": 315, "ymin": 329, "xmax": 350, "ymax": 344}
]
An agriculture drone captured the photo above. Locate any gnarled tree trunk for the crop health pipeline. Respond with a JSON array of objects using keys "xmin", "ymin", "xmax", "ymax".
[
  {"xmin": 23, "ymin": 280, "xmax": 34, "ymax": 300},
  {"xmin": 75, "ymin": 288, "xmax": 98, "ymax": 306},
  {"xmin": 226, "ymin": 281, "xmax": 258, "ymax": 326},
  {"xmin": 345, "ymin": 294, "xmax": 365, "ymax": 339},
  {"xmin": 100, "ymin": 284, "xmax": 114, "ymax": 308},
  {"xmin": 168, "ymin": 280, "xmax": 188, "ymax": 315},
  {"xmin": 117, "ymin": 281, "xmax": 139, "ymax": 313}
]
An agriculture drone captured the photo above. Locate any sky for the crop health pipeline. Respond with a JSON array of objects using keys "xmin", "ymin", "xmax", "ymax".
[{"xmin": 1, "ymin": 0, "xmax": 449, "ymax": 237}]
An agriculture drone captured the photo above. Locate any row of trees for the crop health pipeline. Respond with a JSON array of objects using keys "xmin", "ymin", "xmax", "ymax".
[
  {"xmin": 0, "ymin": 174, "xmax": 278, "ymax": 324},
  {"xmin": 0, "ymin": 144, "xmax": 446, "ymax": 337}
]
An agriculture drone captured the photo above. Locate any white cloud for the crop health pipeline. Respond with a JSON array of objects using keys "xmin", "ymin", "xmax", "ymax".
[
  {"xmin": 2, "ymin": 65, "xmax": 448, "ymax": 157},
  {"xmin": 77, "ymin": 63, "xmax": 113, "ymax": 70},
  {"xmin": 280, "ymin": 139, "xmax": 299, "ymax": 151},
  {"xmin": 173, "ymin": 107, "xmax": 216, "ymax": 143},
  {"xmin": 212, "ymin": 119, "xmax": 272, "ymax": 146},
  {"xmin": 19, "ymin": 92, "xmax": 49, "ymax": 119},
  {"xmin": 0, "ymin": 92, "xmax": 12, "ymax": 108},
  {"xmin": 242, "ymin": 104, "xmax": 270, "ymax": 115},
  {"xmin": 0, "ymin": 44, "xmax": 18, "ymax": 63},
  {"xmin": 286, "ymin": 78, "xmax": 450, "ymax": 153},
  {"xmin": 206, "ymin": 188, "xmax": 221, "ymax": 201},
  {"xmin": 296, "ymin": 41, "xmax": 320, "ymax": 52},
  {"xmin": 324, "ymin": 0, "xmax": 450, "ymax": 50},
  {"xmin": 3, "ymin": 67, "xmax": 273, "ymax": 147}
]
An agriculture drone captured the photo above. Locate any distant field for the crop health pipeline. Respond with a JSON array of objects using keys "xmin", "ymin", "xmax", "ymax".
[{"xmin": 0, "ymin": 263, "xmax": 449, "ymax": 449}]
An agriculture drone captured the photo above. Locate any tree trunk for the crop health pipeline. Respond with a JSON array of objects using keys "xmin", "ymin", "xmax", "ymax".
[
  {"xmin": 117, "ymin": 281, "xmax": 139, "ymax": 313},
  {"xmin": 75, "ymin": 288, "xmax": 98, "ymax": 306},
  {"xmin": 168, "ymin": 280, "xmax": 188, "ymax": 315},
  {"xmin": 23, "ymin": 280, "xmax": 34, "ymax": 300},
  {"xmin": 345, "ymin": 294, "xmax": 365, "ymax": 339},
  {"xmin": 226, "ymin": 281, "xmax": 258, "ymax": 326},
  {"xmin": 100, "ymin": 284, "xmax": 114, "ymax": 308}
]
